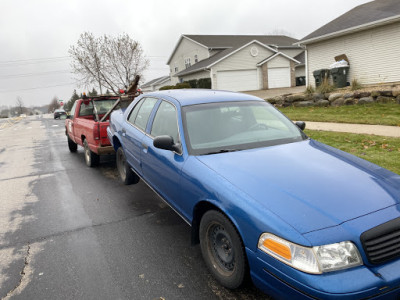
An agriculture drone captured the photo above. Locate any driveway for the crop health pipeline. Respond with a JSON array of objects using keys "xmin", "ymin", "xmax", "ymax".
[{"xmin": 243, "ymin": 86, "xmax": 305, "ymax": 99}]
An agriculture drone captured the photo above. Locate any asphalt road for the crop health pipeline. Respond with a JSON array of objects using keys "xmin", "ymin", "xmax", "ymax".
[{"xmin": 0, "ymin": 115, "xmax": 270, "ymax": 300}]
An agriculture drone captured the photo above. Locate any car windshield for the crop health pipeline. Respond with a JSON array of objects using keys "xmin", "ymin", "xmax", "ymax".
[{"xmin": 182, "ymin": 101, "xmax": 306, "ymax": 155}]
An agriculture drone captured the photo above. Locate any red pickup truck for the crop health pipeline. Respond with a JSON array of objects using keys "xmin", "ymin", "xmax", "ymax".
[{"xmin": 65, "ymin": 96, "xmax": 119, "ymax": 167}]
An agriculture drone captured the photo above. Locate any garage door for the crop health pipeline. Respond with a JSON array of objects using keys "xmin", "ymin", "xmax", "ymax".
[
  {"xmin": 217, "ymin": 69, "xmax": 258, "ymax": 92},
  {"xmin": 267, "ymin": 67, "xmax": 291, "ymax": 88}
]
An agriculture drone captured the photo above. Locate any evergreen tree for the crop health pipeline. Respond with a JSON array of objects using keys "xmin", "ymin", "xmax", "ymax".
[
  {"xmin": 89, "ymin": 88, "xmax": 98, "ymax": 96},
  {"xmin": 64, "ymin": 89, "xmax": 80, "ymax": 112}
]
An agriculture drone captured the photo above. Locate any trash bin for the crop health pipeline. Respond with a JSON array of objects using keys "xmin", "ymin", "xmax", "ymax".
[
  {"xmin": 313, "ymin": 69, "xmax": 330, "ymax": 87},
  {"xmin": 296, "ymin": 76, "xmax": 306, "ymax": 86},
  {"xmin": 330, "ymin": 66, "xmax": 349, "ymax": 88}
]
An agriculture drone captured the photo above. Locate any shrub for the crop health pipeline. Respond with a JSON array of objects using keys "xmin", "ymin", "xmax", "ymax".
[
  {"xmin": 175, "ymin": 82, "xmax": 191, "ymax": 89},
  {"xmin": 350, "ymin": 78, "xmax": 363, "ymax": 91},
  {"xmin": 316, "ymin": 79, "xmax": 335, "ymax": 94},
  {"xmin": 197, "ymin": 78, "xmax": 212, "ymax": 89},
  {"xmin": 186, "ymin": 80, "xmax": 198, "ymax": 88},
  {"xmin": 159, "ymin": 85, "xmax": 175, "ymax": 90}
]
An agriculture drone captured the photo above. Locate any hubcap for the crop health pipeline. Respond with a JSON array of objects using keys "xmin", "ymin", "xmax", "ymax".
[{"xmin": 209, "ymin": 224, "xmax": 235, "ymax": 272}]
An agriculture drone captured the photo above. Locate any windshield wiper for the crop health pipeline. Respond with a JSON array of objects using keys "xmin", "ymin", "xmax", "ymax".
[{"xmin": 203, "ymin": 149, "xmax": 241, "ymax": 155}]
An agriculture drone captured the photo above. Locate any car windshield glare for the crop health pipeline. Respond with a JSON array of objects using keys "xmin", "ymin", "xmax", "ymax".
[{"xmin": 182, "ymin": 101, "xmax": 306, "ymax": 155}]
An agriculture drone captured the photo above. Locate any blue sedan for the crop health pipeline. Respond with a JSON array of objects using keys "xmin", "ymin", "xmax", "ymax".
[{"xmin": 107, "ymin": 89, "xmax": 400, "ymax": 299}]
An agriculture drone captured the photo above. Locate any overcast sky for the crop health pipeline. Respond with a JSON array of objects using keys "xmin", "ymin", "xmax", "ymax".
[{"xmin": 0, "ymin": 0, "xmax": 372, "ymax": 108}]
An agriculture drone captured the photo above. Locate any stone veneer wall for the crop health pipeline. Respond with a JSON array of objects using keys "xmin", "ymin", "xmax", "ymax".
[{"xmin": 266, "ymin": 88, "xmax": 400, "ymax": 107}]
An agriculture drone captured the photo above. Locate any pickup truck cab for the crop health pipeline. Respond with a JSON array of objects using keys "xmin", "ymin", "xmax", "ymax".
[{"xmin": 65, "ymin": 95, "xmax": 118, "ymax": 167}]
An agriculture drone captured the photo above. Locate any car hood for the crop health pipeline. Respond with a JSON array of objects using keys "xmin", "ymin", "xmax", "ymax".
[{"xmin": 195, "ymin": 140, "xmax": 400, "ymax": 234}]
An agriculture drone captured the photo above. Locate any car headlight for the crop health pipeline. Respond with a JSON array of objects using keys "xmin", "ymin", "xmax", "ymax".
[{"xmin": 258, "ymin": 233, "xmax": 362, "ymax": 274}]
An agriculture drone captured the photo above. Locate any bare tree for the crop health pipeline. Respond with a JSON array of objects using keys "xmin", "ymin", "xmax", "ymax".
[
  {"xmin": 48, "ymin": 96, "xmax": 60, "ymax": 113},
  {"xmin": 69, "ymin": 32, "xmax": 149, "ymax": 94},
  {"xmin": 16, "ymin": 96, "xmax": 24, "ymax": 115}
]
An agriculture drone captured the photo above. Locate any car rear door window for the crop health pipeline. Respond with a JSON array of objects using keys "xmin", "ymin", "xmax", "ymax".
[
  {"xmin": 128, "ymin": 97, "xmax": 158, "ymax": 131},
  {"xmin": 150, "ymin": 101, "xmax": 179, "ymax": 143}
]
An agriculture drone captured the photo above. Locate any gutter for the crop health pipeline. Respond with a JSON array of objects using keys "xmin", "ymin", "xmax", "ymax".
[{"xmin": 296, "ymin": 14, "xmax": 400, "ymax": 46}]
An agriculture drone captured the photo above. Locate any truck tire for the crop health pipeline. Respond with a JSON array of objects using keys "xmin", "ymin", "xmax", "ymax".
[
  {"xmin": 83, "ymin": 139, "xmax": 99, "ymax": 167},
  {"xmin": 116, "ymin": 147, "xmax": 139, "ymax": 185},
  {"xmin": 68, "ymin": 137, "xmax": 78, "ymax": 153}
]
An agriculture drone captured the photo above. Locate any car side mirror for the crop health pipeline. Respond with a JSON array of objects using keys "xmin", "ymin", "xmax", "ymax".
[
  {"xmin": 153, "ymin": 135, "xmax": 181, "ymax": 153},
  {"xmin": 295, "ymin": 121, "xmax": 306, "ymax": 131}
]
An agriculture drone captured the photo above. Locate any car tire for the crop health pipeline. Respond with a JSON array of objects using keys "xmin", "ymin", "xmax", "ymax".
[
  {"xmin": 199, "ymin": 210, "xmax": 248, "ymax": 289},
  {"xmin": 83, "ymin": 139, "xmax": 99, "ymax": 167},
  {"xmin": 68, "ymin": 137, "xmax": 78, "ymax": 153},
  {"xmin": 116, "ymin": 147, "xmax": 139, "ymax": 185}
]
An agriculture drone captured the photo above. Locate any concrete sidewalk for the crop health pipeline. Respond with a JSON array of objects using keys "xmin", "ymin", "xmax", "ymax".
[{"xmin": 304, "ymin": 122, "xmax": 400, "ymax": 137}]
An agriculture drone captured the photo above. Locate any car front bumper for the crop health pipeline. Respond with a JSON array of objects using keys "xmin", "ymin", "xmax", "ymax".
[{"xmin": 246, "ymin": 248, "xmax": 400, "ymax": 299}]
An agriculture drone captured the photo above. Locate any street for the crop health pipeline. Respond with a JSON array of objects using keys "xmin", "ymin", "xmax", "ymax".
[{"xmin": 0, "ymin": 115, "xmax": 269, "ymax": 300}]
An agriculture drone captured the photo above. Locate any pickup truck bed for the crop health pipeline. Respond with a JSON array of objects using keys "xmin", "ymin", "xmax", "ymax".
[{"xmin": 65, "ymin": 96, "xmax": 119, "ymax": 167}]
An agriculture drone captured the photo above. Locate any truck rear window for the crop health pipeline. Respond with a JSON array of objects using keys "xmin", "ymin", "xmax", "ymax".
[{"xmin": 79, "ymin": 99, "xmax": 118, "ymax": 116}]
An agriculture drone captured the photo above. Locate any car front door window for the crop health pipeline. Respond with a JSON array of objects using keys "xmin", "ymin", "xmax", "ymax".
[{"xmin": 150, "ymin": 101, "xmax": 179, "ymax": 143}]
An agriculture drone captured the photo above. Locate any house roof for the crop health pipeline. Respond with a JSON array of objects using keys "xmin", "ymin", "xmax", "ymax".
[
  {"xmin": 298, "ymin": 0, "xmax": 400, "ymax": 45},
  {"xmin": 256, "ymin": 52, "xmax": 301, "ymax": 67},
  {"xmin": 174, "ymin": 40, "xmax": 281, "ymax": 77},
  {"xmin": 293, "ymin": 51, "xmax": 305, "ymax": 65},
  {"xmin": 141, "ymin": 76, "xmax": 170, "ymax": 88},
  {"xmin": 167, "ymin": 34, "xmax": 299, "ymax": 64}
]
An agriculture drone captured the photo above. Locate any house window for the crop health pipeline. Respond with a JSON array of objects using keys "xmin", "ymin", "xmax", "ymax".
[
  {"xmin": 185, "ymin": 58, "xmax": 191, "ymax": 69},
  {"xmin": 194, "ymin": 55, "xmax": 198, "ymax": 63}
]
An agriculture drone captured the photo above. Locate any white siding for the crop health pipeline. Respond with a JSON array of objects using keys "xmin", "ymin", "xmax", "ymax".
[
  {"xmin": 268, "ymin": 55, "xmax": 290, "ymax": 68},
  {"xmin": 295, "ymin": 65, "xmax": 305, "ymax": 77},
  {"xmin": 168, "ymin": 38, "xmax": 209, "ymax": 85},
  {"xmin": 180, "ymin": 70, "xmax": 210, "ymax": 82},
  {"xmin": 154, "ymin": 79, "xmax": 171, "ymax": 90},
  {"xmin": 211, "ymin": 43, "xmax": 275, "ymax": 90},
  {"xmin": 306, "ymin": 21, "xmax": 400, "ymax": 87}
]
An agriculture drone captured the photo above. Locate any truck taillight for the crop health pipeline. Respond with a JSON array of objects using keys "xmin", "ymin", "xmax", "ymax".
[{"xmin": 94, "ymin": 124, "xmax": 100, "ymax": 140}]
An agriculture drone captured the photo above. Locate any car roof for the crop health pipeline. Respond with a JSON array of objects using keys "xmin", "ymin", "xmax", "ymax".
[{"xmin": 143, "ymin": 89, "xmax": 264, "ymax": 106}]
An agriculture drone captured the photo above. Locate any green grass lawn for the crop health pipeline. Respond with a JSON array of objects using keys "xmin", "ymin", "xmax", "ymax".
[
  {"xmin": 279, "ymin": 103, "xmax": 400, "ymax": 126},
  {"xmin": 305, "ymin": 129, "xmax": 400, "ymax": 175}
]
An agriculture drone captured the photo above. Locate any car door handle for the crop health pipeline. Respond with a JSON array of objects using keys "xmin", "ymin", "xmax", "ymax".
[{"xmin": 141, "ymin": 142, "xmax": 148, "ymax": 150}]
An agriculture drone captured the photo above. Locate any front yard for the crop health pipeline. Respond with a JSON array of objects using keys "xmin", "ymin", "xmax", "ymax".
[{"xmin": 279, "ymin": 103, "xmax": 400, "ymax": 126}]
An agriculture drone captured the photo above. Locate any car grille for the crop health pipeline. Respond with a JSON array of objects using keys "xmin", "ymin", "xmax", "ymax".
[{"xmin": 361, "ymin": 217, "xmax": 400, "ymax": 264}]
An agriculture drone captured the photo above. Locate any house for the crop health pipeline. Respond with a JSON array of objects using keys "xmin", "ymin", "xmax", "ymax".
[
  {"xmin": 297, "ymin": 0, "xmax": 400, "ymax": 87},
  {"xmin": 141, "ymin": 76, "xmax": 171, "ymax": 92},
  {"xmin": 167, "ymin": 35, "xmax": 305, "ymax": 92}
]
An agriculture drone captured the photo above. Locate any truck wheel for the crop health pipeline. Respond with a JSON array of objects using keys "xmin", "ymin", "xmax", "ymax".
[
  {"xmin": 199, "ymin": 210, "xmax": 248, "ymax": 289},
  {"xmin": 116, "ymin": 147, "xmax": 139, "ymax": 185},
  {"xmin": 68, "ymin": 137, "xmax": 78, "ymax": 153},
  {"xmin": 83, "ymin": 139, "xmax": 99, "ymax": 167}
]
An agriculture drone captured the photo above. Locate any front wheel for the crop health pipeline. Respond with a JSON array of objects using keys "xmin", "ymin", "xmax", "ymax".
[
  {"xmin": 199, "ymin": 210, "xmax": 248, "ymax": 289},
  {"xmin": 116, "ymin": 147, "xmax": 139, "ymax": 185},
  {"xmin": 67, "ymin": 136, "xmax": 78, "ymax": 152},
  {"xmin": 83, "ymin": 139, "xmax": 99, "ymax": 167}
]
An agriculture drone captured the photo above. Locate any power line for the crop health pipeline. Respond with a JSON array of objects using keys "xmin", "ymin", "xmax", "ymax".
[
  {"xmin": 0, "ymin": 82, "xmax": 77, "ymax": 94},
  {"xmin": 0, "ymin": 69, "xmax": 71, "ymax": 79}
]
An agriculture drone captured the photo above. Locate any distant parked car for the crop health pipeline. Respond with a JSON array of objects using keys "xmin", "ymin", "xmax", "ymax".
[
  {"xmin": 54, "ymin": 109, "xmax": 66, "ymax": 119},
  {"xmin": 107, "ymin": 89, "xmax": 400, "ymax": 299}
]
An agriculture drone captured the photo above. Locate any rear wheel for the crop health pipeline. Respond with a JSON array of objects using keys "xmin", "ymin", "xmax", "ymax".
[
  {"xmin": 116, "ymin": 147, "xmax": 139, "ymax": 185},
  {"xmin": 67, "ymin": 136, "xmax": 78, "ymax": 152},
  {"xmin": 83, "ymin": 139, "xmax": 99, "ymax": 167},
  {"xmin": 200, "ymin": 210, "xmax": 248, "ymax": 289}
]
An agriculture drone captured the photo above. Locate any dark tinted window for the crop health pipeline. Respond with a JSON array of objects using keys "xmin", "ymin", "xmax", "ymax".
[{"xmin": 151, "ymin": 101, "xmax": 179, "ymax": 143}]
